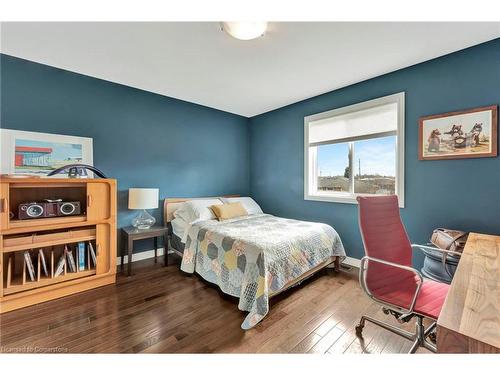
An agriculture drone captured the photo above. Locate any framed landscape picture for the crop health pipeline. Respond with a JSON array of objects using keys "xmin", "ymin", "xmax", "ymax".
[
  {"xmin": 418, "ymin": 105, "xmax": 498, "ymax": 160},
  {"xmin": 0, "ymin": 129, "xmax": 93, "ymax": 176}
]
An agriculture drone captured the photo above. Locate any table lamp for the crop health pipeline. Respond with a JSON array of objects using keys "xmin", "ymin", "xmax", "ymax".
[{"xmin": 128, "ymin": 188, "xmax": 159, "ymax": 229}]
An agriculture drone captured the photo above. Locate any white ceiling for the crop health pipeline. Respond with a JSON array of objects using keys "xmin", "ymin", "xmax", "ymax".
[{"xmin": 1, "ymin": 22, "xmax": 499, "ymax": 117}]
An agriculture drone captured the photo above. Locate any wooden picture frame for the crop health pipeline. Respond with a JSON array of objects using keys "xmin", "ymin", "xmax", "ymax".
[{"xmin": 418, "ymin": 105, "xmax": 498, "ymax": 160}]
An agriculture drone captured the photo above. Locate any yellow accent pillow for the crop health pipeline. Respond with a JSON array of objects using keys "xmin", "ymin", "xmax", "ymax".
[{"xmin": 210, "ymin": 202, "xmax": 248, "ymax": 221}]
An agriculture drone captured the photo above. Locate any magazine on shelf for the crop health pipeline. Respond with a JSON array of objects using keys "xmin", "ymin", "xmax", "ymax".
[
  {"xmin": 54, "ymin": 253, "xmax": 66, "ymax": 277},
  {"xmin": 65, "ymin": 245, "xmax": 77, "ymax": 273},
  {"xmin": 77, "ymin": 242, "xmax": 86, "ymax": 271},
  {"xmin": 39, "ymin": 249, "xmax": 49, "ymax": 277},
  {"xmin": 89, "ymin": 242, "xmax": 97, "ymax": 267},
  {"xmin": 24, "ymin": 251, "xmax": 36, "ymax": 282}
]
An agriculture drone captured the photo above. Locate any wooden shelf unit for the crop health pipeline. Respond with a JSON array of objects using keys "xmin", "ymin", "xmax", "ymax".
[{"xmin": 0, "ymin": 177, "xmax": 117, "ymax": 313}]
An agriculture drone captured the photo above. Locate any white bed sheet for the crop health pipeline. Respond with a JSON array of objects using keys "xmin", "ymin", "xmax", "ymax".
[{"xmin": 171, "ymin": 217, "xmax": 188, "ymax": 242}]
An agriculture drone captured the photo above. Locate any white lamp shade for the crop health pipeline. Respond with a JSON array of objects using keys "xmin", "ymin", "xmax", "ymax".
[{"xmin": 128, "ymin": 188, "xmax": 159, "ymax": 209}]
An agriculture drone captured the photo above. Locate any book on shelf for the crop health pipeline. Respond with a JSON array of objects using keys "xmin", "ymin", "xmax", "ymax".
[
  {"xmin": 24, "ymin": 251, "xmax": 36, "ymax": 282},
  {"xmin": 65, "ymin": 245, "xmax": 77, "ymax": 273},
  {"xmin": 39, "ymin": 249, "xmax": 49, "ymax": 277},
  {"xmin": 89, "ymin": 242, "xmax": 97, "ymax": 267},
  {"xmin": 54, "ymin": 253, "xmax": 66, "ymax": 277},
  {"xmin": 77, "ymin": 242, "xmax": 86, "ymax": 271}
]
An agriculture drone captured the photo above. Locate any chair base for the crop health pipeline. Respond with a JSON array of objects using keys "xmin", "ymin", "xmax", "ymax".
[{"xmin": 355, "ymin": 312, "xmax": 437, "ymax": 353}]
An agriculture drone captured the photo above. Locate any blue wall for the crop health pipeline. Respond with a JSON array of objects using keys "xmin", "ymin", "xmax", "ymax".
[
  {"xmin": 2, "ymin": 39, "xmax": 499, "ymax": 263},
  {"xmin": 1, "ymin": 54, "xmax": 250, "ymax": 252},
  {"xmin": 249, "ymin": 38, "xmax": 500, "ymax": 266}
]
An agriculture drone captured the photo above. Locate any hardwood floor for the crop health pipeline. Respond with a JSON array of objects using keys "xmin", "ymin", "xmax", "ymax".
[{"xmin": 0, "ymin": 256, "xmax": 431, "ymax": 353}]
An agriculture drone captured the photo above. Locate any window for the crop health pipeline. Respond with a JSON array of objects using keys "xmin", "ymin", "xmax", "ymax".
[{"xmin": 304, "ymin": 92, "xmax": 405, "ymax": 207}]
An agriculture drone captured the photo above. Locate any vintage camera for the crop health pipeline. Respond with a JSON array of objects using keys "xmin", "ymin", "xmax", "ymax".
[{"xmin": 18, "ymin": 199, "xmax": 81, "ymax": 220}]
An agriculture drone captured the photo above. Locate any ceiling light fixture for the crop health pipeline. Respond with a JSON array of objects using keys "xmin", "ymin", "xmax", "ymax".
[{"xmin": 221, "ymin": 22, "xmax": 268, "ymax": 41}]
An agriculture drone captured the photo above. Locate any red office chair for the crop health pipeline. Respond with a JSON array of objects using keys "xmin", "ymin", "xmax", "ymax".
[{"xmin": 355, "ymin": 195, "xmax": 459, "ymax": 353}]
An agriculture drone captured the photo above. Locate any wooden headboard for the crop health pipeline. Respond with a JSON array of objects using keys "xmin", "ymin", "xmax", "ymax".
[{"xmin": 163, "ymin": 195, "xmax": 239, "ymax": 224}]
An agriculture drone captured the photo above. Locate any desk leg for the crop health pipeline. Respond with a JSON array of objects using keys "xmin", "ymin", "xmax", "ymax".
[
  {"xmin": 127, "ymin": 238, "xmax": 134, "ymax": 276},
  {"xmin": 164, "ymin": 234, "xmax": 169, "ymax": 267},
  {"xmin": 154, "ymin": 237, "xmax": 158, "ymax": 263}
]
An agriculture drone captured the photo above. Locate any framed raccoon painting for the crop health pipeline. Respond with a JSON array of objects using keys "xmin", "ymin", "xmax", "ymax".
[{"xmin": 418, "ymin": 105, "xmax": 498, "ymax": 160}]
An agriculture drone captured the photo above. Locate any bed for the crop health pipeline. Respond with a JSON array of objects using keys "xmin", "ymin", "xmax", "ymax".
[{"xmin": 163, "ymin": 196, "xmax": 346, "ymax": 329}]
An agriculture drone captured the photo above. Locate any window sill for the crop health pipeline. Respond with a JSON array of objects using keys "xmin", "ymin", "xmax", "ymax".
[{"xmin": 304, "ymin": 194, "xmax": 358, "ymax": 205}]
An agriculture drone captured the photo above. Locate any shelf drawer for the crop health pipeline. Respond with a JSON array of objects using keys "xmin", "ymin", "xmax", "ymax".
[{"xmin": 3, "ymin": 227, "xmax": 96, "ymax": 252}]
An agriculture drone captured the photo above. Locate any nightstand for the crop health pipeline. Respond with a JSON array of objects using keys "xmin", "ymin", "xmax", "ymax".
[{"xmin": 121, "ymin": 226, "xmax": 169, "ymax": 276}]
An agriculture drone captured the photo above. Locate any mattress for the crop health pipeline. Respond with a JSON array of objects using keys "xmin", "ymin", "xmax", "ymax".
[{"xmin": 180, "ymin": 213, "xmax": 345, "ymax": 329}]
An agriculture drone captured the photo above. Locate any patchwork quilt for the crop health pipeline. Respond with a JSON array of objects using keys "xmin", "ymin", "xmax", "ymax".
[{"xmin": 180, "ymin": 214, "xmax": 345, "ymax": 329}]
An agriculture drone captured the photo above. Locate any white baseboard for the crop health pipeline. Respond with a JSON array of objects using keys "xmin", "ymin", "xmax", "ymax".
[
  {"xmin": 342, "ymin": 256, "xmax": 361, "ymax": 268},
  {"xmin": 118, "ymin": 249, "xmax": 361, "ymax": 269},
  {"xmin": 117, "ymin": 247, "xmax": 169, "ymax": 266}
]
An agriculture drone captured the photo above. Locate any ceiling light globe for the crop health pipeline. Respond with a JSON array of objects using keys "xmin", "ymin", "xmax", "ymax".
[{"xmin": 221, "ymin": 22, "xmax": 268, "ymax": 41}]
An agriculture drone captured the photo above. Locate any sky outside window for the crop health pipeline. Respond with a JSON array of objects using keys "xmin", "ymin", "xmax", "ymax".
[{"xmin": 317, "ymin": 136, "xmax": 396, "ymax": 177}]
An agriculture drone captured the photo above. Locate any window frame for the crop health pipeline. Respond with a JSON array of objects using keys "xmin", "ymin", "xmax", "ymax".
[{"xmin": 304, "ymin": 92, "xmax": 405, "ymax": 207}]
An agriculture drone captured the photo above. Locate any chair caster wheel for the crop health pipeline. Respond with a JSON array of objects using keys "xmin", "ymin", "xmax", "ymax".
[{"xmin": 355, "ymin": 324, "xmax": 364, "ymax": 337}]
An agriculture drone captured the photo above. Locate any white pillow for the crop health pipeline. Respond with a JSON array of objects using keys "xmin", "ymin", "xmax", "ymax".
[
  {"xmin": 173, "ymin": 199, "xmax": 222, "ymax": 224},
  {"xmin": 220, "ymin": 197, "xmax": 263, "ymax": 215}
]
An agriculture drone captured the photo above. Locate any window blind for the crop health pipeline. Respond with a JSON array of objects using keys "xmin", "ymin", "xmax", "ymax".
[{"xmin": 308, "ymin": 102, "xmax": 398, "ymax": 146}]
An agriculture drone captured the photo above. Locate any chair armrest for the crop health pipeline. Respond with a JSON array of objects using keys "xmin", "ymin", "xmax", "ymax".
[
  {"xmin": 359, "ymin": 256, "xmax": 423, "ymax": 314},
  {"xmin": 411, "ymin": 243, "xmax": 462, "ymax": 257}
]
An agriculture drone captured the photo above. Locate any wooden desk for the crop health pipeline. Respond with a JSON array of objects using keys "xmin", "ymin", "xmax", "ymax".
[{"xmin": 437, "ymin": 232, "xmax": 500, "ymax": 353}]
